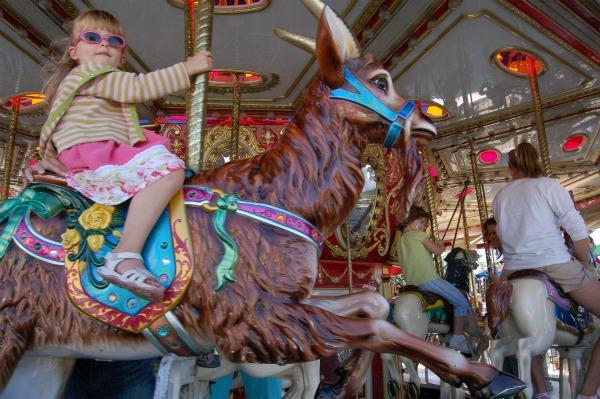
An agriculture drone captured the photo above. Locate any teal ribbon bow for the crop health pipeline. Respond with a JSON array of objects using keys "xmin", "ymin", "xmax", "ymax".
[
  {"xmin": 0, "ymin": 188, "xmax": 61, "ymax": 259},
  {"xmin": 0, "ymin": 183, "xmax": 92, "ymax": 260},
  {"xmin": 212, "ymin": 192, "xmax": 240, "ymax": 291}
]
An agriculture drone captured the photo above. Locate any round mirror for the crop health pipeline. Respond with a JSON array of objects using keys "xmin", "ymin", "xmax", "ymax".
[
  {"xmin": 325, "ymin": 144, "xmax": 388, "ymax": 259},
  {"xmin": 335, "ymin": 164, "xmax": 377, "ymax": 249}
]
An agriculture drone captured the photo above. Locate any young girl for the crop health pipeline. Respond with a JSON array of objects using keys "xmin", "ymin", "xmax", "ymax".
[
  {"xmin": 37, "ymin": 9, "xmax": 213, "ymax": 302},
  {"xmin": 395, "ymin": 205, "xmax": 474, "ymax": 354}
]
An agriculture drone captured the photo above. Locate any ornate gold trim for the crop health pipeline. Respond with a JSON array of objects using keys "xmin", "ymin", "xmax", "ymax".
[
  {"xmin": 167, "ymin": 0, "xmax": 270, "ymax": 14},
  {"xmin": 202, "ymin": 125, "xmax": 264, "ymax": 168},
  {"xmin": 491, "ymin": 46, "xmax": 548, "ymax": 79},
  {"xmin": 392, "ymin": 10, "xmax": 593, "ymax": 83}
]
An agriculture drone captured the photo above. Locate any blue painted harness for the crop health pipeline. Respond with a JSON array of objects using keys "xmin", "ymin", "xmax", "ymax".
[{"xmin": 330, "ymin": 68, "xmax": 417, "ymax": 149}]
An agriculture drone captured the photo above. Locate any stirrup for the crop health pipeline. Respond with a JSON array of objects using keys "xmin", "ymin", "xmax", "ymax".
[{"xmin": 98, "ymin": 252, "xmax": 165, "ymax": 302}]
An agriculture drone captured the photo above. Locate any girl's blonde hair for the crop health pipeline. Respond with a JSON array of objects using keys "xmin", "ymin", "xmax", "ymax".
[
  {"xmin": 507, "ymin": 142, "xmax": 544, "ymax": 178},
  {"xmin": 43, "ymin": 10, "xmax": 125, "ymax": 106}
]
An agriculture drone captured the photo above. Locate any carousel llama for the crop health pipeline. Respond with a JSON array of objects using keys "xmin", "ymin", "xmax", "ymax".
[{"xmin": 0, "ymin": 1, "xmax": 525, "ymax": 398}]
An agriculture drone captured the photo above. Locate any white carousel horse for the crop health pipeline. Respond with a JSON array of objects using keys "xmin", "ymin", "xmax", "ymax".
[
  {"xmin": 153, "ymin": 355, "xmax": 320, "ymax": 399},
  {"xmin": 382, "ymin": 291, "xmax": 489, "ymax": 399},
  {"xmin": 488, "ymin": 278, "xmax": 600, "ymax": 399}
]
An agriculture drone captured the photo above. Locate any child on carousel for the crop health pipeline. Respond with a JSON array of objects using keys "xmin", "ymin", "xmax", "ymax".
[
  {"xmin": 31, "ymin": 9, "xmax": 213, "ymax": 302},
  {"xmin": 395, "ymin": 205, "xmax": 474, "ymax": 354}
]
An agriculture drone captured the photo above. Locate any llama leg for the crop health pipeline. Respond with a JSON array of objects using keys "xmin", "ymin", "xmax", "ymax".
[
  {"xmin": 288, "ymin": 303, "xmax": 525, "ymax": 399},
  {"xmin": 305, "ymin": 291, "xmax": 388, "ymax": 396}
]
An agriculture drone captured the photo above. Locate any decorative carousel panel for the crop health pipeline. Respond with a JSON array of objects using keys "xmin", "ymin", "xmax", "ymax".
[{"xmin": 392, "ymin": 5, "xmax": 594, "ymax": 123}]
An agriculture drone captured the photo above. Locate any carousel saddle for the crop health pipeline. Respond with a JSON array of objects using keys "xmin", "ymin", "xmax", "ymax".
[
  {"xmin": 487, "ymin": 269, "xmax": 591, "ymax": 341},
  {"xmin": 0, "ymin": 182, "xmax": 193, "ymax": 333},
  {"xmin": 398, "ymin": 285, "xmax": 453, "ymax": 324}
]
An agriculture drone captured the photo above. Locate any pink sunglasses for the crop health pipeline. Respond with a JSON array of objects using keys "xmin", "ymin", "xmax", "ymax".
[{"xmin": 74, "ymin": 31, "xmax": 127, "ymax": 49}]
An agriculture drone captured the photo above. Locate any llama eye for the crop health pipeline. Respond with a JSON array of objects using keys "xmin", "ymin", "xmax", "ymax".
[{"xmin": 370, "ymin": 76, "xmax": 388, "ymax": 93}]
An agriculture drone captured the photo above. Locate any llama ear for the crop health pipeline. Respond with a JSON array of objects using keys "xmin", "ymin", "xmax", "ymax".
[{"xmin": 316, "ymin": 6, "xmax": 359, "ymax": 89}]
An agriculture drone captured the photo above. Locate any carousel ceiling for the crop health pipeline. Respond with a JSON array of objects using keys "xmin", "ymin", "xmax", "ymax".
[{"xmin": 1, "ymin": 0, "xmax": 599, "ymax": 235}]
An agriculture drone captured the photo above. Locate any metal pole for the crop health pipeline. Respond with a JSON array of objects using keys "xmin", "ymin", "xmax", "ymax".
[
  {"xmin": 2, "ymin": 96, "xmax": 20, "ymax": 200},
  {"xmin": 345, "ymin": 222, "xmax": 353, "ymax": 294},
  {"xmin": 459, "ymin": 185, "xmax": 479, "ymax": 312},
  {"xmin": 469, "ymin": 143, "xmax": 494, "ymax": 278},
  {"xmin": 461, "ymin": 192, "xmax": 470, "ymax": 249},
  {"xmin": 186, "ymin": 0, "xmax": 213, "ymax": 173},
  {"xmin": 420, "ymin": 147, "xmax": 443, "ymax": 275},
  {"xmin": 527, "ymin": 55, "xmax": 551, "ymax": 177},
  {"xmin": 230, "ymin": 73, "xmax": 241, "ymax": 161}
]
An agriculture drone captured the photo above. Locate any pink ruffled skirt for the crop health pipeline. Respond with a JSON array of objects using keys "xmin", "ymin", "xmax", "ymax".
[{"xmin": 59, "ymin": 130, "xmax": 185, "ymax": 205}]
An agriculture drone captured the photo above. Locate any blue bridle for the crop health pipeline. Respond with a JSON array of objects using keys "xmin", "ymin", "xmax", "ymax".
[{"xmin": 329, "ymin": 69, "xmax": 416, "ymax": 149}]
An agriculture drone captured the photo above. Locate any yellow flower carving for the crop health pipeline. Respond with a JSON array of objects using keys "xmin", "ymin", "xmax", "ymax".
[
  {"xmin": 87, "ymin": 235, "xmax": 105, "ymax": 252},
  {"xmin": 61, "ymin": 229, "xmax": 81, "ymax": 250},
  {"xmin": 79, "ymin": 204, "xmax": 115, "ymax": 230}
]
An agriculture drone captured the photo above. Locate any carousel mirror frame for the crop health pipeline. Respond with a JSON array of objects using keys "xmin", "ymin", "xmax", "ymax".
[{"xmin": 325, "ymin": 144, "xmax": 389, "ymax": 259}]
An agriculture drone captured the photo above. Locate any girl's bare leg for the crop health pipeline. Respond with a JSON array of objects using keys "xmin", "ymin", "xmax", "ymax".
[{"xmin": 112, "ymin": 169, "xmax": 185, "ymax": 285}]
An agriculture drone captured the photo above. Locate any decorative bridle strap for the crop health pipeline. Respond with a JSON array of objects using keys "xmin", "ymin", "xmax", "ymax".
[
  {"xmin": 183, "ymin": 185, "xmax": 323, "ymax": 252},
  {"xmin": 143, "ymin": 311, "xmax": 219, "ymax": 365},
  {"xmin": 329, "ymin": 69, "xmax": 416, "ymax": 149}
]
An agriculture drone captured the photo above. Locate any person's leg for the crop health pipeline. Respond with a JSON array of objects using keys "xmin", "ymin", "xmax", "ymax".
[
  {"xmin": 64, "ymin": 359, "xmax": 92, "ymax": 399},
  {"xmin": 569, "ymin": 279, "xmax": 600, "ymax": 397},
  {"xmin": 419, "ymin": 278, "xmax": 473, "ymax": 353},
  {"xmin": 530, "ymin": 355, "xmax": 547, "ymax": 397},
  {"xmin": 114, "ymin": 169, "xmax": 184, "ymax": 271},
  {"xmin": 65, "ymin": 359, "xmax": 160, "ymax": 399},
  {"xmin": 453, "ymin": 315, "xmax": 466, "ymax": 336},
  {"xmin": 241, "ymin": 372, "xmax": 283, "ymax": 399},
  {"xmin": 209, "ymin": 373, "xmax": 235, "ymax": 399}
]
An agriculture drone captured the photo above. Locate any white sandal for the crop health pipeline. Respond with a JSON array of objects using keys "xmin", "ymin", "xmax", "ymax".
[{"xmin": 97, "ymin": 252, "xmax": 165, "ymax": 302}]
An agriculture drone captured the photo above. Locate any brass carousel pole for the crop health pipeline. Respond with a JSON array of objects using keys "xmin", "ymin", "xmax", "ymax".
[
  {"xmin": 186, "ymin": 0, "xmax": 213, "ymax": 172},
  {"xmin": 527, "ymin": 55, "xmax": 551, "ymax": 177},
  {"xmin": 345, "ymin": 223, "xmax": 353, "ymax": 294},
  {"xmin": 461, "ymin": 194, "xmax": 470, "ymax": 250},
  {"xmin": 230, "ymin": 73, "xmax": 241, "ymax": 161},
  {"xmin": 459, "ymin": 184, "xmax": 478, "ymax": 312},
  {"xmin": 2, "ymin": 96, "xmax": 20, "ymax": 200},
  {"xmin": 420, "ymin": 147, "xmax": 443, "ymax": 276},
  {"xmin": 469, "ymin": 143, "xmax": 494, "ymax": 278}
]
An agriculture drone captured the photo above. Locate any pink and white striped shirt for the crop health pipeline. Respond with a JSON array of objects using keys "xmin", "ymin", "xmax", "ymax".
[{"xmin": 39, "ymin": 61, "xmax": 190, "ymax": 158}]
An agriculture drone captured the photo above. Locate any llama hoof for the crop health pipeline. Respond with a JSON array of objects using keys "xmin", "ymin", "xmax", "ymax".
[
  {"xmin": 315, "ymin": 367, "xmax": 348, "ymax": 399},
  {"xmin": 472, "ymin": 371, "xmax": 526, "ymax": 399},
  {"xmin": 315, "ymin": 383, "xmax": 342, "ymax": 399}
]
